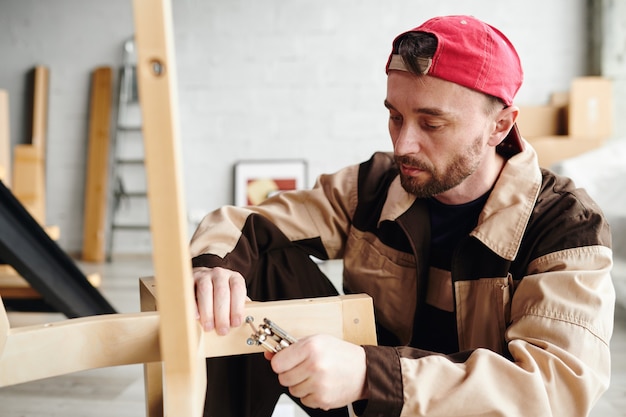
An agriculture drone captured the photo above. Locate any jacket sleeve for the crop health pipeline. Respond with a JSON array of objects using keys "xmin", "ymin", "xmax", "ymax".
[{"xmin": 189, "ymin": 162, "xmax": 360, "ymax": 272}]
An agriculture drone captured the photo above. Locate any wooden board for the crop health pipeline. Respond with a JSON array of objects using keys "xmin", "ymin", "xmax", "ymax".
[
  {"xmin": 0, "ymin": 291, "xmax": 374, "ymax": 390},
  {"xmin": 11, "ymin": 145, "xmax": 45, "ymax": 224},
  {"xmin": 82, "ymin": 67, "xmax": 113, "ymax": 262},
  {"xmin": 139, "ymin": 277, "xmax": 377, "ymax": 357},
  {"xmin": 11, "ymin": 66, "xmax": 50, "ymax": 226},
  {"xmin": 132, "ymin": 0, "xmax": 205, "ymax": 415},
  {"xmin": 30, "ymin": 66, "xmax": 49, "ymax": 149},
  {"xmin": 0, "ymin": 90, "xmax": 10, "ymax": 186}
]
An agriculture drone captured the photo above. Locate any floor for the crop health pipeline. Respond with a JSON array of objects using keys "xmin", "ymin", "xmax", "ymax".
[{"xmin": 0, "ymin": 257, "xmax": 625, "ymax": 417}]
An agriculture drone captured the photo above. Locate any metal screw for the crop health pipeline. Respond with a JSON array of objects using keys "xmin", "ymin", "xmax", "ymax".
[{"xmin": 150, "ymin": 59, "xmax": 164, "ymax": 76}]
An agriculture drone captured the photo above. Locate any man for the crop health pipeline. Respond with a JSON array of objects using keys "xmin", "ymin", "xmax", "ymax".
[{"xmin": 191, "ymin": 15, "xmax": 615, "ymax": 417}]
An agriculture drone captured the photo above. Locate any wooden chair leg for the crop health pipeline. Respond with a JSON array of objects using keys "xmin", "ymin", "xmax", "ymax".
[{"xmin": 140, "ymin": 278, "xmax": 164, "ymax": 417}]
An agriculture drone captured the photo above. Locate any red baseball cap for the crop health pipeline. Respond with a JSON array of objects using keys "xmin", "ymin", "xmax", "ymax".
[{"xmin": 386, "ymin": 15, "xmax": 524, "ymax": 154}]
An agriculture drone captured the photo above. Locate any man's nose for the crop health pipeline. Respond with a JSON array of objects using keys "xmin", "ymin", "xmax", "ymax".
[{"xmin": 393, "ymin": 124, "xmax": 422, "ymax": 155}]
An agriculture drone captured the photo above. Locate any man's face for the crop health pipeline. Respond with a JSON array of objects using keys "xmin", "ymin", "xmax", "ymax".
[{"xmin": 385, "ymin": 71, "xmax": 498, "ymax": 201}]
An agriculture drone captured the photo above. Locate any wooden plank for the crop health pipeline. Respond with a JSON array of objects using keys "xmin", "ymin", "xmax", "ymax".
[
  {"xmin": 0, "ymin": 294, "xmax": 8, "ymax": 358},
  {"xmin": 0, "ymin": 310, "xmax": 161, "ymax": 387},
  {"xmin": 31, "ymin": 66, "xmax": 49, "ymax": 149},
  {"xmin": 11, "ymin": 144, "xmax": 45, "ymax": 225},
  {"xmin": 0, "ymin": 90, "xmax": 10, "ymax": 186},
  {"xmin": 132, "ymin": 0, "xmax": 205, "ymax": 416},
  {"xmin": 140, "ymin": 278, "xmax": 164, "ymax": 417},
  {"xmin": 0, "ymin": 265, "xmax": 102, "ymax": 300},
  {"xmin": 0, "ymin": 291, "xmax": 374, "ymax": 390},
  {"xmin": 203, "ymin": 294, "xmax": 376, "ymax": 357},
  {"xmin": 0, "ymin": 269, "xmax": 40, "ymax": 299},
  {"xmin": 12, "ymin": 67, "xmax": 50, "ymax": 227},
  {"xmin": 139, "ymin": 278, "xmax": 377, "ymax": 357},
  {"xmin": 82, "ymin": 67, "xmax": 113, "ymax": 262}
]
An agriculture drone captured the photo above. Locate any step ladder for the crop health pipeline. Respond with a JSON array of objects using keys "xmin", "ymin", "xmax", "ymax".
[{"xmin": 106, "ymin": 37, "xmax": 151, "ymax": 261}]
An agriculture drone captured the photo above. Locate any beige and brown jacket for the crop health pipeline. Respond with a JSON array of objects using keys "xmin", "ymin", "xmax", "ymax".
[{"xmin": 190, "ymin": 145, "xmax": 614, "ymax": 417}]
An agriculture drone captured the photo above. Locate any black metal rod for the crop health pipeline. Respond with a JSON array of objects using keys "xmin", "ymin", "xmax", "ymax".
[{"xmin": 0, "ymin": 180, "xmax": 117, "ymax": 317}]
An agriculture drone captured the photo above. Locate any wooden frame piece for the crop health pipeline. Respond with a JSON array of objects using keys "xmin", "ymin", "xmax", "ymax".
[
  {"xmin": 132, "ymin": 0, "xmax": 206, "ymax": 415},
  {"xmin": 138, "ymin": 277, "xmax": 375, "ymax": 417},
  {"xmin": 0, "ymin": 290, "xmax": 375, "ymax": 392}
]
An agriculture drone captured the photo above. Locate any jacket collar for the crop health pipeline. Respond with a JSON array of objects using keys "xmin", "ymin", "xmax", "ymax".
[{"xmin": 378, "ymin": 141, "xmax": 542, "ymax": 260}]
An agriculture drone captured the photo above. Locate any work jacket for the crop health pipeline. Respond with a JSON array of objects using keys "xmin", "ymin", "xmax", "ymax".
[{"xmin": 190, "ymin": 144, "xmax": 615, "ymax": 416}]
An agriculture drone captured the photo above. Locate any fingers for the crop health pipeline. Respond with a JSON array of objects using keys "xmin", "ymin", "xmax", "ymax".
[
  {"xmin": 229, "ymin": 273, "xmax": 247, "ymax": 328},
  {"xmin": 194, "ymin": 267, "xmax": 215, "ymax": 332},
  {"xmin": 193, "ymin": 266, "xmax": 247, "ymax": 335},
  {"xmin": 270, "ymin": 335, "xmax": 368, "ymax": 410}
]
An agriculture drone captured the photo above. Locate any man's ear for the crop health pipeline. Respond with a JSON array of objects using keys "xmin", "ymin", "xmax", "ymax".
[{"xmin": 488, "ymin": 106, "xmax": 519, "ymax": 146}]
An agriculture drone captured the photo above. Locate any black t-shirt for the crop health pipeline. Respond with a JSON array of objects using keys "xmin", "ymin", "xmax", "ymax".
[{"xmin": 410, "ymin": 191, "xmax": 490, "ymax": 354}]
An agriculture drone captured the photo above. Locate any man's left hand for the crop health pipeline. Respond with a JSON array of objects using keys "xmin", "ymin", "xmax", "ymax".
[{"xmin": 265, "ymin": 334, "xmax": 368, "ymax": 410}]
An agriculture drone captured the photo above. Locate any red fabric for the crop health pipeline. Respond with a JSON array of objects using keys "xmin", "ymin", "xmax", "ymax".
[{"xmin": 385, "ymin": 15, "xmax": 523, "ymax": 106}]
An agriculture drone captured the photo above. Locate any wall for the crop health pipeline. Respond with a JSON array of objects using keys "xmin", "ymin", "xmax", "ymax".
[
  {"xmin": 0, "ymin": 0, "xmax": 593, "ymax": 255},
  {"xmin": 600, "ymin": 0, "xmax": 626, "ymax": 138}
]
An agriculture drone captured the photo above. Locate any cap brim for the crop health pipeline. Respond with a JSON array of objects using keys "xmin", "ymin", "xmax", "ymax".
[{"xmin": 497, "ymin": 123, "xmax": 524, "ymax": 157}]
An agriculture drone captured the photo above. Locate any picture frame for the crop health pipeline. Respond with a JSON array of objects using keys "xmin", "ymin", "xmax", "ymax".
[{"xmin": 233, "ymin": 159, "xmax": 308, "ymax": 206}]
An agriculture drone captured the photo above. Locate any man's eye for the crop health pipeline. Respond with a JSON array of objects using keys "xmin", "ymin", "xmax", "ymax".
[{"xmin": 423, "ymin": 122, "xmax": 443, "ymax": 130}]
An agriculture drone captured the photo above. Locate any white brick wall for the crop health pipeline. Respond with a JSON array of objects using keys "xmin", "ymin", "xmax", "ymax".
[{"xmin": 0, "ymin": 0, "xmax": 599, "ymax": 255}]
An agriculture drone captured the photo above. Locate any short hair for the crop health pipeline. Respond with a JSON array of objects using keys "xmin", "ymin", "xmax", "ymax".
[{"xmin": 393, "ymin": 31, "xmax": 505, "ymax": 114}]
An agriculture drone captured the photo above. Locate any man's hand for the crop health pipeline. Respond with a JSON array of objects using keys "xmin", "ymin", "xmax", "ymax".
[
  {"xmin": 266, "ymin": 334, "xmax": 368, "ymax": 410},
  {"xmin": 193, "ymin": 266, "xmax": 248, "ymax": 335}
]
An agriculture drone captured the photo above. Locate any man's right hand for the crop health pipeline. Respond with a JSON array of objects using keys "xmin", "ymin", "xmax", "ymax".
[{"xmin": 193, "ymin": 266, "xmax": 248, "ymax": 335}]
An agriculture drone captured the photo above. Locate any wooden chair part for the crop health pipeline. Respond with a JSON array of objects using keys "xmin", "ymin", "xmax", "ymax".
[
  {"xmin": 0, "ymin": 289, "xmax": 375, "ymax": 402},
  {"xmin": 133, "ymin": 0, "xmax": 206, "ymax": 414},
  {"xmin": 139, "ymin": 278, "xmax": 376, "ymax": 417}
]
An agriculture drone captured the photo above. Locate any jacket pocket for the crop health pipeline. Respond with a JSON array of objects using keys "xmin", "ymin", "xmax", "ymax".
[
  {"xmin": 454, "ymin": 275, "xmax": 512, "ymax": 353},
  {"xmin": 343, "ymin": 228, "xmax": 417, "ymax": 344}
]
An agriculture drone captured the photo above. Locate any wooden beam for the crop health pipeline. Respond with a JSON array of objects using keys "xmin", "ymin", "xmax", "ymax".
[
  {"xmin": 82, "ymin": 67, "xmax": 113, "ymax": 263},
  {"xmin": 0, "ymin": 310, "xmax": 161, "ymax": 387},
  {"xmin": 30, "ymin": 66, "xmax": 49, "ymax": 149},
  {"xmin": 11, "ymin": 145, "xmax": 45, "ymax": 225},
  {"xmin": 11, "ymin": 66, "xmax": 50, "ymax": 226},
  {"xmin": 0, "ymin": 90, "xmax": 10, "ymax": 186},
  {"xmin": 139, "ymin": 278, "xmax": 377, "ymax": 357},
  {"xmin": 0, "ymin": 292, "xmax": 375, "ymax": 390},
  {"xmin": 132, "ymin": 0, "xmax": 205, "ymax": 415}
]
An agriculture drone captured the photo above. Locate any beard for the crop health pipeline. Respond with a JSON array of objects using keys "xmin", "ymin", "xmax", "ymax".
[{"xmin": 395, "ymin": 134, "xmax": 484, "ymax": 198}]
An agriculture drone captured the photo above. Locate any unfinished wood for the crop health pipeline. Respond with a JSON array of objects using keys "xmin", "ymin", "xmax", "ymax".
[
  {"xmin": 132, "ymin": 0, "xmax": 206, "ymax": 415},
  {"xmin": 0, "ymin": 295, "xmax": 8, "ymax": 357},
  {"xmin": 0, "ymin": 270, "xmax": 40, "ymax": 299},
  {"xmin": 31, "ymin": 66, "xmax": 49, "ymax": 149},
  {"xmin": 204, "ymin": 295, "xmax": 376, "ymax": 357},
  {"xmin": 0, "ymin": 308, "xmax": 161, "ymax": 387},
  {"xmin": 0, "ymin": 90, "xmax": 10, "ymax": 186},
  {"xmin": 139, "ymin": 277, "xmax": 376, "ymax": 417},
  {"xmin": 139, "ymin": 278, "xmax": 377, "ymax": 357},
  {"xmin": 0, "ymin": 268, "xmax": 101, "ymax": 299},
  {"xmin": 11, "ymin": 67, "xmax": 50, "ymax": 227},
  {"xmin": 82, "ymin": 67, "xmax": 113, "ymax": 263},
  {"xmin": 11, "ymin": 144, "xmax": 45, "ymax": 224},
  {"xmin": 140, "ymin": 278, "xmax": 164, "ymax": 417}
]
